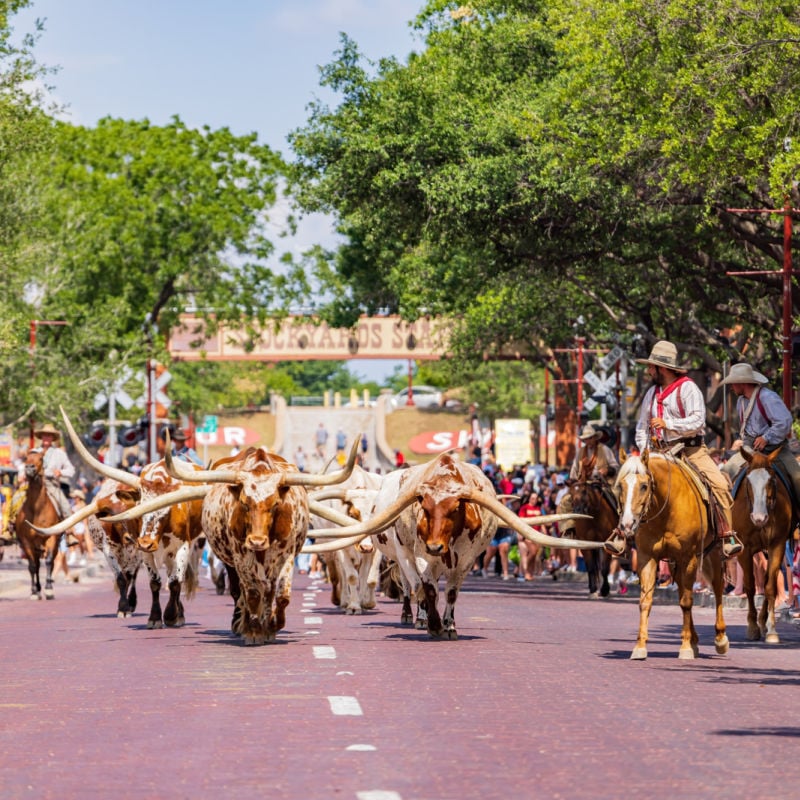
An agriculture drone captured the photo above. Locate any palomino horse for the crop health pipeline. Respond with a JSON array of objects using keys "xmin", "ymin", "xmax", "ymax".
[
  {"xmin": 732, "ymin": 447, "xmax": 795, "ymax": 644},
  {"xmin": 615, "ymin": 450, "xmax": 728, "ymax": 660},
  {"xmin": 15, "ymin": 449, "xmax": 63, "ymax": 599},
  {"xmin": 569, "ymin": 455, "xmax": 619, "ymax": 598}
]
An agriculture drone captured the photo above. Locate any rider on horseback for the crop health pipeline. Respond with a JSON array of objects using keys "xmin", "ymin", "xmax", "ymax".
[
  {"xmin": 604, "ymin": 340, "xmax": 743, "ymax": 559},
  {"xmin": 559, "ymin": 424, "xmax": 619, "ymax": 534},
  {"xmin": 719, "ymin": 362, "xmax": 800, "ymax": 507}
]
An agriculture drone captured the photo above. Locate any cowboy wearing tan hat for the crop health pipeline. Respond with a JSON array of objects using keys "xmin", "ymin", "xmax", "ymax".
[
  {"xmin": 559, "ymin": 424, "xmax": 620, "ymax": 535},
  {"xmin": 605, "ymin": 340, "xmax": 742, "ymax": 558},
  {"xmin": 34, "ymin": 422, "xmax": 75, "ymax": 520},
  {"xmin": 720, "ymin": 362, "xmax": 800, "ymax": 504}
]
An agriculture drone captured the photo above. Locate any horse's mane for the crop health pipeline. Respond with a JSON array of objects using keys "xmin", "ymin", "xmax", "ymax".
[{"xmin": 616, "ymin": 455, "xmax": 646, "ymax": 483}]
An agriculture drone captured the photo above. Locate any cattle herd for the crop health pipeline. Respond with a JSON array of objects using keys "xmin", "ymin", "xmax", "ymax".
[{"xmin": 15, "ymin": 406, "xmax": 606, "ymax": 646}]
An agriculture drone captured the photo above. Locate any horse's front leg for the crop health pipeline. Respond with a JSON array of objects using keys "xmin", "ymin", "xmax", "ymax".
[
  {"xmin": 632, "ymin": 554, "xmax": 657, "ymax": 660},
  {"xmin": 43, "ymin": 536, "xmax": 59, "ymax": 600},
  {"xmin": 762, "ymin": 541, "xmax": 785, "ymax": 644},
  {"xmin": 676, "ymin": 556, "xmax": 698, "ymax": 659},
  {"xmin": 739, "ymin": 550, "xmax": 760, "ymax": 641},
  {"xmin": 707, "ymin": 549, "xmax": 729, "ymax": 655}
]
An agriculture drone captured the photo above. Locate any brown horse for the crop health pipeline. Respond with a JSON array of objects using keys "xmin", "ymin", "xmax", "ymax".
[
  {"xmin": 569, "ymin": 455, "xmax": 619, "ymax": 598},
  {"xmin": 615, "ymin": 450, "xmax": 728, "ymax": 660},
  {"xmin": 732, "ymin": 447, "xmax": 795, "ymax": 644},
  {"xmin": 15, "ymin": 450, "xmax": 63, "ymax": 599}
]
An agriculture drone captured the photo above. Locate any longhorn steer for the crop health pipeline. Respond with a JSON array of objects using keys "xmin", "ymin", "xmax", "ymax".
[
  {"xmin": 307, "ymin": 453, "xmax": 601, "ymax": 640},
  {"xmin": 60, "ymin": 409, "xmax": 204, "ymax": 628},
  {"xmin": 309, "ymin": 465, "xmax": 383, "ymax": 615},
  {"xmin": 108, "ymin": 438, "xmax": 362, "ymax": 645},
  {"xmin": 33, "ymin": 478, "xmax": 143, "ymax": 617}
]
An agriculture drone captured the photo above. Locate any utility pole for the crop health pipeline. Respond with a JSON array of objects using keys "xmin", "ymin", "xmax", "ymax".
[{"xmin": 726, "ymin": 197, "xmax": 799, "ymax": 407}]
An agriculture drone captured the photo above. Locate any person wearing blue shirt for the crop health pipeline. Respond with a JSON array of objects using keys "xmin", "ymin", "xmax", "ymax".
[
  {"xmin": 721, "ymin": 362, "xmax": 800, "ymax": 503},
  {"xmin": 172, "ymin": 429, "xmax": 204, "ymax": 466}
]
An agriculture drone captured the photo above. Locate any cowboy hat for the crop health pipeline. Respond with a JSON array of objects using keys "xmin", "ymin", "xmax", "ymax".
[
  {"xmin": 70, "ymin": 489, "xmax": 86, "ymax": 501},
  {"xmin": 578, "ymin": 424, "xmax": 602, "ymax": 441},
  {"xmin": 635, "ymin": 340, "xmax": 688, "ymax": 372},
  {"xmin": 719, "ymin": 362, "xmax": 768, "ymax": 386},
  {"xmin": 172, "ymin": 429, "xmax": 188, "ymax": 442},
  {"xmin": 34, "ymin": 423, "xmax": 61, "ymax": 440},
  {"xmin": 578, "ymin": 423, "xmax": 610, "ymax": 443}
]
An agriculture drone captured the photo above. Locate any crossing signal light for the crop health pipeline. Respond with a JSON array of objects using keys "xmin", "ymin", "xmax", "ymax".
[
  {"xmin": 117, "ymin": 425, "xmax": 143, "ymax": 447},
  {"xmin": 84, "ymin": 424, "xmax": 107, "ymax": 448}
]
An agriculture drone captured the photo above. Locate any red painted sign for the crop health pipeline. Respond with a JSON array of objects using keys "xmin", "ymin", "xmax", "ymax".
[{"xmin": 409, "ymin": 430, "xmax": 468, "ymax": 455}]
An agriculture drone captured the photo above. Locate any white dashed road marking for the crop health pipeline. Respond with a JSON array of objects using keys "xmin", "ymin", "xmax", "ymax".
[
  {"xmin": 313, "ymin": 645, "xmax": 336, "ymax": 659},
  {"xmin": 304, "ymin": 616, "xmax": 323, "ymax": 625},
  {"xmin": 356, "ymin": 792, "xmax": 402, "ymax": 800},
  {"xmin": 346, "ymin": 744, "xmax": 376, "ymax": 751},
  {"xmin": 328, "ymin": 696, "xmax": 363, "ymax": 716}
]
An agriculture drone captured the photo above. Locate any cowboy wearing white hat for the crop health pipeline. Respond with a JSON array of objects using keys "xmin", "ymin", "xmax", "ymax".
[
  {"xmin": 720, "ymin": 362, "xmax": 800, "ymax": 504},
  {"xmin": 605, "ymin": 340, "xmax": 742, "ymax": 558},
  {"xmin": 34, "ymin": 422, "xmax": 76, "ymax": 520}
]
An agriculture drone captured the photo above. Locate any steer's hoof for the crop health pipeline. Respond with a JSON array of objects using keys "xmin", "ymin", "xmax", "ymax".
[
  {"xmin": 414, "ymin": 619, "xmax": 427, "ymax": 630},
  {"xmin": 630, "ymin": 646, "xmax": 647, "ymax": 660},
  {"xmin": 147, "ymin": 619, "xmax": 164, "ymax": 630}
]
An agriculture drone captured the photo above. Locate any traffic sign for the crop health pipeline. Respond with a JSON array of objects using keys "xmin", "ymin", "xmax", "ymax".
[
  {"xmin": 598, "ymin": 345, "xmax": 625, "ymax": 372},
  {"xmin": 197, "ymin": 415, "xmax": 218, "ymax": 434}
]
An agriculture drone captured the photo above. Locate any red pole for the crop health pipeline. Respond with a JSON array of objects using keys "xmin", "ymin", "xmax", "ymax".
[
  {"xmin": 406, "ymin": 359, "xmax": 415, "ymax": 406},
  {"xmin": 783, "ymin": 197, "xmax": 793, "ymax": 407},
  {"xmin": 544, "ymin": 362, "xmax": 550, "ymax": 467},
  {"xmin": 576, "ymin": 337, "xmax": 585, "ymax": 415}
]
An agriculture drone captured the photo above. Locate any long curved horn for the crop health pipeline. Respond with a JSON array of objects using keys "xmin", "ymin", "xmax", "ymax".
[
  {"xmin": 103, "ymin": 485, "xmax": 210, "ymax": 522},
  {"xmin": 164, "ymin": 437, "xmax": 240, "ymax": 483},
  {"xmin": 61, "ymin": 405, "xmax": 140, "ymax": 488},
  {"xmin": 463, "ymin": 489, "xmax": 604, "ymax": 550},
  {"xmin": 307, "ymin": 486, "xmax": 419, "ymax": 539},
  {"xmin": 282, "ymin": 436, "xmax": 361, "ymax": 486},
  {"xmin": 308, "ymin": 489, "xmax": 349, "ymax": 503},
  {"xmin": 28, "ymin": 500, "xmax": 101, "ymax": 536},
  {"xmin": 302, "ymin": 534, "xmax": 370, "ymax": 554},
  {"xmin": 308, "ymin": 500, "xmax": 361, "ymax": 530}
]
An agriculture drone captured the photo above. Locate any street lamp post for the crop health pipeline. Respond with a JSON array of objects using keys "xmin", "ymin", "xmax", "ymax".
[{"xmin": 406, "ymin": 359, "xmax": 415, "ymax": 407}]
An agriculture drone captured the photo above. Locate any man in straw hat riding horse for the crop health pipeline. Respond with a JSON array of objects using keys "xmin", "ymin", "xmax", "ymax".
[
  {"xmin": 719, "ymin": 362, "xmax": 800, "ymax": 504},
  {"xmin": 604, "ymin": 340, "xmax": 743, "ymax": 559}
]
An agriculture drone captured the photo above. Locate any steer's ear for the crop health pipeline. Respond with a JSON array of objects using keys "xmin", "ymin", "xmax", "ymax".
[{"xmin": 464, "ymin": 501, "xmax": 482, "ymax": 533}]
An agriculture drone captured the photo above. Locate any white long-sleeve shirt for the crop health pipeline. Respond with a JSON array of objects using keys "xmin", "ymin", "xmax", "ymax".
[
  {"xmin": 635, "ymin": 378, "xmax": 706, "ymax": 451},
  {"xmin": 42, "ymin": 446, "xmax": 75, "ymax": 481}
]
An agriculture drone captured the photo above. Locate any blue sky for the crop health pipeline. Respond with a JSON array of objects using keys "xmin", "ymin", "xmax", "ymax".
[{"xmin": 13, "ymin": 0, "xmax": 424, "ymax": 382}]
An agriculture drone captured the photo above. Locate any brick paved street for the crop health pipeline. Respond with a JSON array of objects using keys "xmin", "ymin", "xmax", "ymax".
[{"xmin": 1, "ymin": 555, "xmax": 799, "ymax": 800}]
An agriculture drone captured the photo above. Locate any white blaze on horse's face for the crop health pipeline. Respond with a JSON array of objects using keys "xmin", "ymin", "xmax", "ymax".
[
  {"xmin": 616, "ymin": 459, "xmax": 651, "ymax": 536},
  {"xmin": 747, "ymin": 468, "xmax": 771, "ymax": 527}
]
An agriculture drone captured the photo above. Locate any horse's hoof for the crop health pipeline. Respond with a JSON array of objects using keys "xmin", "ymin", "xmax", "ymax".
[
  {"xmin": 746, "ymin": 627, "xmax": 761, "ymax": 642},
  {"xmin": 147, "ymin": 620, "xmax": 164, "ymax": 629},
  {"xmin": 678, "ymin": 647, "xmax": 696, "ymax": 660},
  {"xmin": 715, "ymin": 635, "xmax": 730, "ymax": 654},
  {"xmin": 587, "ymin": 591, "xmax": 600, "ymax": 599},
  {"xmin": 414, "ymin": 620, "xmax": 427, "ymax": 630},
  {"xmin": 400, "ymin": 614, "xmax": 413, "ymax": 625},
  {"xmin": 765, "ymin": 633, "xmax": 780, "ymax": 645},
  {"xmin": 45, "ymin": 591, "xmax": 55, "ymax": 600},
  {"xmin": 630, "ymin": 647, "xmax": 647, "ymax": 660},
  {"xmin": 30, "ymin": 593, "xmax": 41, "ymax": 601}
]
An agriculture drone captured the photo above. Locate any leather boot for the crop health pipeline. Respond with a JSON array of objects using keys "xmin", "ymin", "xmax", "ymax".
[{"xmin": 720, "ymin": 533, "xmax": 743, "ymax": 559}]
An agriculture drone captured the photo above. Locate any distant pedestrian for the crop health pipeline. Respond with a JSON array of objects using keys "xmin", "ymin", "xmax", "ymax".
[
  {"xmin": 294, "ymin": 446, "xmax": 306, "ymax": 472},
  {"xmin": 360, "ymin": 432, "xmax": 368, "ymax": 455},
  {"xmin": 336, "ymin": 427, "xmax": 347, "ymax": 452},
  {"xmin": 314, "ymin": 423, "xmax": 329, "ymax": 460}
]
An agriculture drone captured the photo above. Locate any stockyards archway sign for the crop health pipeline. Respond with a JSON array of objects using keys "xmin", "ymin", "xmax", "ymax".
[{"xmin": 168, "ymin": 314, "xmax": 448, "ymax": 362}]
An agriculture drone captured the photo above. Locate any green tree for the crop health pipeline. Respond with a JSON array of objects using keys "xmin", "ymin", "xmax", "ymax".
[{"xmin": 288, "ymin": 0, "xmax": 800, "ymax": 404}]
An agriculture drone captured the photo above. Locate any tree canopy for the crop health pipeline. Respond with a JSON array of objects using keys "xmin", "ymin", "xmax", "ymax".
[{"xmin": 288, "ymin": 0, "xmax": 800, "ymax": 399}]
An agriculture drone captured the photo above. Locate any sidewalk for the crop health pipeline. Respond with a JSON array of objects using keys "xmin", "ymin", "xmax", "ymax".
[{"xmin": 0, "ymin": 544, "xmax": 109, "ymax": 599}]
